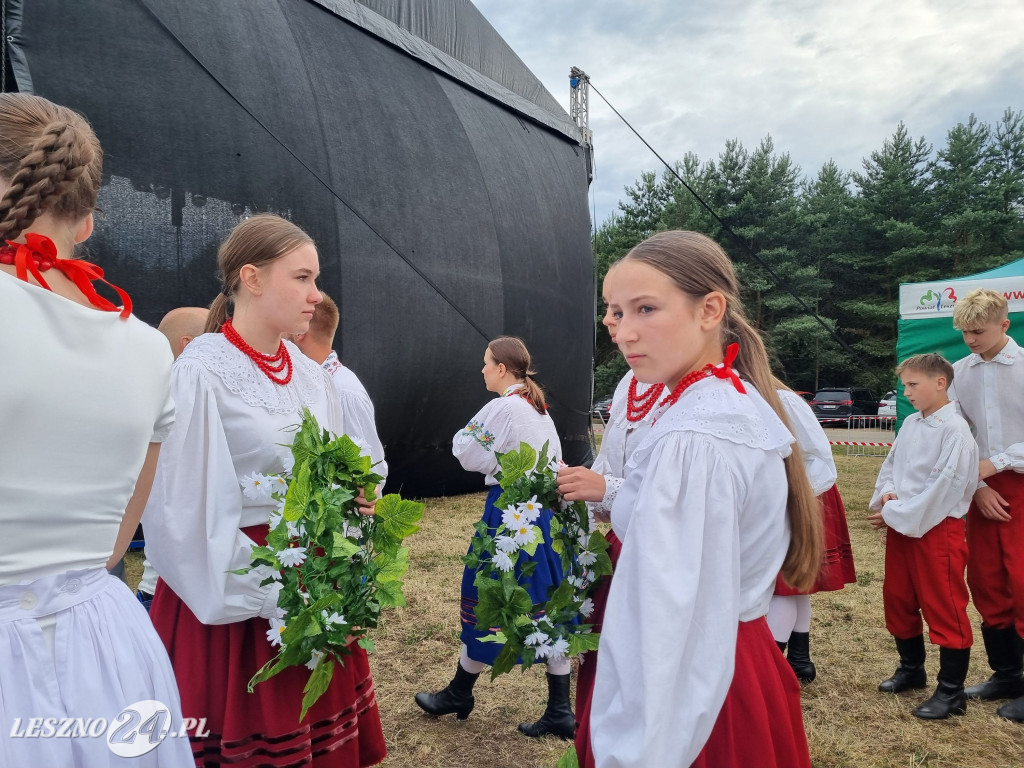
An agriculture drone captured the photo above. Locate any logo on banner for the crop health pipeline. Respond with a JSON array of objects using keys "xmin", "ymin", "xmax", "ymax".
[{"xmin": 918, "ymin": 286, "xmax": 957, "ymax": 312}]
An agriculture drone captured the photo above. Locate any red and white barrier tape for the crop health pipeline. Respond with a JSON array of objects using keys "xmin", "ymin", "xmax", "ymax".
[{"xmin": 829, "ymin": 441, "xmax": 893, "ymax": 447}]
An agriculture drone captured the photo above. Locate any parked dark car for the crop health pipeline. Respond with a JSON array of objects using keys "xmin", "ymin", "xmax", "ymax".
[
  {"xmin": 809, "ymin": 387, "xmax": 878, "ymax": 421},
  {"xmin": 591, "ymin": 396, "xmax": 613, "ymax": 421}
]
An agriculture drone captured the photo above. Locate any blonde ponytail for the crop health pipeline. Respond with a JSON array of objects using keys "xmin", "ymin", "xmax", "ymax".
[{"xmin": 489, "ymin": 336, "xmax": 548, "ymax": 415}]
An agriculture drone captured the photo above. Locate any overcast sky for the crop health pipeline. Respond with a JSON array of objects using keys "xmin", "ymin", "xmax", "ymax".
[{"xmin": 472, "ymin": 0, "xmax": 1024, "ymax": 227}]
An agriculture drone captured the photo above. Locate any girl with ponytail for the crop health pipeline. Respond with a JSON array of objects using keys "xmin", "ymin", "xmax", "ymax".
[
  {"xmin": 144, "ymin": 213, "xmax": 387, "ymax": 767},
  {"xmin": 588, "ymin": 231, "xmax": 818, "ymax": 768},
  {"xmin": 415, "ymin": 337, "xmax": 575, "ymax": 739},
  {"xmin": 0, "ymin": 93, "xmax": 191, "ymax": 766}
]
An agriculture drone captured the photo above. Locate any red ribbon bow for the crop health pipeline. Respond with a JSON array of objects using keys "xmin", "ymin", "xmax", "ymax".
[
  {"xmin": 712, "ymin": 342, "xmax": 747, "ymax": 394},
  {"xmin": 7, "ymin": 233, "xmax": 132, "ymax": 319}
]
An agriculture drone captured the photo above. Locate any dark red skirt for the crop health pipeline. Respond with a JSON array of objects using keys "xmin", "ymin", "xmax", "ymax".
[
  {"xmin": 775, "ymin": 483, "xmax": 856, "ymax": 595},
  {"xmin": 574, "ymin": 530, "xmax": 622, "ymax": 768},
  {"xmin": 690, "ymin": 618, "xmax": 810, "ymax": 768},
  {"xmin": 149, "ymin": 526, "xmax": 386, "ymax": 768}
]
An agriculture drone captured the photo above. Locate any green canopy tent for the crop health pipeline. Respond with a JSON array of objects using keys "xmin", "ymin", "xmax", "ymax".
[{"xmin": 895, "ymin": 258, "xmax": 1024, "ymax": 422}]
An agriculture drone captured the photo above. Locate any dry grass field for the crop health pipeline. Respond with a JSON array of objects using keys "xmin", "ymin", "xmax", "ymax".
[{"xmin": 126, "ymin": 451, "xmax": 1024, "ymax": 768}]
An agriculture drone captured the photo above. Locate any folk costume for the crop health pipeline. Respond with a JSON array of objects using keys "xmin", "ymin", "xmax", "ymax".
[
  {"xmin": 415, "ymin": 383, "xmax": 570, "ymax": 735},
  {"xmin": 869, "ymin": 401, "xmax": 977, "ymax": 719},
  {"xmin": 144, "ymin": 330, "xmax": 386, "ymax": 767},
  {"xmin": 322, "ymin": 352, "xmax": 388, "ymax": 485},
  {"xmin": 952, "ymin": 337, "xmax": 1024, "ymax": 719},
  {"xmin": 770, "ymin": 389, "xmax": 857, "ymax": 682},
  {"xmin": 575, "ymin": 371, "xmax": 658, "ymax": 768},
  {"xmin": 0, "ymin": 248, "xmax": 191, "ymax": 768},
  {"xmin": 590, "ymin": 361, "xmax": 810, "ymax": 768}
]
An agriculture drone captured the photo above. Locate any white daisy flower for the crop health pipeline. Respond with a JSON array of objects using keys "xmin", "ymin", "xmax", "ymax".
[
  {"xmin": 578, "ymin": 550, "xmax": 597, "ymax": 567},
  {"xmin": 270, "ymin": 475, "xmax": 289, "ymax": 492},
  {"xmin": 520, "ymin": 496, "xmax": 543, "ymax": 523},
  {"xmin": 494, "ymin": 535, "xmax": 518, "ymax": 554},
  {"xmin": 266, "ymin": 618, "xmax": 286, "ymax": 647},
  {"xmin": 240, "ymin": 473, "xmax": 273, "ymax": 501},
  {"xmin": 579, "ymin": 598, "xmax": 595, "ymax": 618},
  {"xmin": 501, "ymin": 506, "xmax": 525, "ymax": 529},
  {"xmin": 255, "ymin": 564, "xmax": 283, "ymax": 582},
  {"xmin": 532, "ymin": 640, "xmax": 552, "ymax": 660},
  {"xmin": 286, "ymin": 520, "xmax": 307, "ymax": 540},
  {"xmin": 493, "ymin": 550, "xmax": 515, "ymax": 572},
  {"xmin": 304, "ymin": 649, "xmax": 325, "ymax": 670},
  {"xmin": 268, "ymin": 508, "xmax": 284, "ymax": 529},
  {"xmin": 549, "ymin": 637, "xmax": 571, "ymax": 661},
  {"xmin": 321, "ymin": 610, "xmax": 345, "ymax": 627},
  {"xmin": 513, "ymin": 523, "xmax": 537, "ymax": 547},
  {"xmin": 567, "ymin": 575, "xmax": 585, "ymax": 589},
  {"xmin": 279, "ymin": 449, "xmax": 296, "ymax": 473},
  {"xmin": 277, "ymin": 546, "xmax": 308, "ymax": 568},
  {"xmin": 525, "ymin": 629, "xmax": 550, "ymax": 647}
]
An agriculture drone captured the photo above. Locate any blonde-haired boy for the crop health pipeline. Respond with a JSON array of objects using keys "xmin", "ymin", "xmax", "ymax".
[
  {"xmin": 870, "ymin": 354, "xmax": 977, "ymax": 719},
  {"xmin": 952, "ymin": 288, "xmax": 1024, "ymax": 722}
]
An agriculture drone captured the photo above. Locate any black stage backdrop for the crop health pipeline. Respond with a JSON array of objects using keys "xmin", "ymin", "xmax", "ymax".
[{"xmin": 4, "ymin": 0, "xmax": 595, "ymax": 496}]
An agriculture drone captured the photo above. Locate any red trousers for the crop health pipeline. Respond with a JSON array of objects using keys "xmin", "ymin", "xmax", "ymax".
[
  {"xmin": 967, "ymin": 472, "xmax": 1024, "ymax": 636},
  {"xmin": 883, "ymin": 516, "xmax": 971, "ymax": 648}
]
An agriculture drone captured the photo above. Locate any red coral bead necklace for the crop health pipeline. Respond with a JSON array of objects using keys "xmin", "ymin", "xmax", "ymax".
[
  {"xmin": 625, "ymin": 378, "xmax": 666, "ymax": 422},
  {"xmin": 222, "ymin": 319, "xmax": 293, "ymax": 385}
]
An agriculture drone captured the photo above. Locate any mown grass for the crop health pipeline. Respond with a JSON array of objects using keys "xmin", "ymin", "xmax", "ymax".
[{"xmin": 126, "ymin": 452, "xmax": 1024, "ymax": 767}]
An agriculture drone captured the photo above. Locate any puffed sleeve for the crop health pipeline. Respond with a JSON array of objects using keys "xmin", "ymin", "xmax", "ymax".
[
  {"xmin": 337, "ymin": 388, "xmax": 387, "ymax": 484},
  {"xmin": 590, "ymin": 432, "xmax": 742, "ymax": 768},
  {"xmin": 452, "ymin": 398, "xmax": 513, "ymax": 476},
  {"xmin": 142, "ymin": 360, "xmax": 281, "ymax": 624},
  {"xmin": 779, "ymin": 390, "xmax": 837, "ymax": 496},
  {"xmin": 877, "ymin": 429, "xmax": 978, "ymax": 538}
]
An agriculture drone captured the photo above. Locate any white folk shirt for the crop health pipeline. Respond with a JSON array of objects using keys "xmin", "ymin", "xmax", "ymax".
[
  {"xmin": 590, "ymin": 372, "xmax": 658, "ymax": 517},
  {"xmin": 590, "ymin": 378, "xmax": 795, "ymax": 768},
  {"xmin": 778, "ymin": 388, "xmax": 838, "ymax": 496},
  {"xmin": 452, "ymin": 384, "xmax": 562, "ymax": 484},
  {"xmin": 869, "ymin": 402, "xmax": 978, "ymax": 538},
  {"xmin": 322, "ymin": 351, "xmax": 388, "ymax": 486},
  {"xmin": 951, "ymin": 336, "xmax": 1024, "ymax": 474},
  {"xmin": 142, "ymin": 333, "xmax": 343, "ymax": 624}
]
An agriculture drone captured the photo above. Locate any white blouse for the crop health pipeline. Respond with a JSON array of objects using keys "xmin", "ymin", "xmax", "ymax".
[
  {"xmin": 778, "ymin": 388, "xmax": 838, "ymax": 496},
  {"xmin": 0, "ymin": 273, "xmax": 173, "ymax": 585},
  {"xmin": 452, "ymin": 385, "xmax": 562, "ymax": 483},
  {"xmin": 322, "ymin": 351, "xmax": 388, "ymax": 485},
  {"xmin": 869, "ymin": 402, "xmax": 978, "ymax": 538},
  {"xmin": 590, "ymin": 372, "xmax": 657, "ymax": 517},
  {"xmin": 951, "ymin": 337, "xmax": 1024, "ymax": 473},
  {"xmin": 142, "ymin": 333, "xmax": 342, "ymax": 624},
  {"xmin": 590, "ymin": 378, "xmax": 795, "ymax": 768}
]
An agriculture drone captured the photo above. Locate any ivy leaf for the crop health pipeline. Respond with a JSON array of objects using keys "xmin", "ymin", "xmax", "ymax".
[
  {"xmin": 568, "ymin": 632, "xmax": 602, "ymax": 655},
  {"xmin": 358, "ymin": 636, "xmax": 376, "ymax": 652},
  {"xmin": 555, "ymin": 745, "xmax": 581, "ymax": 768},
  {"xmin": 374, "ymin": 578, "xmax": 406, "ymax": 608},
  {"xmin": 331, "ymin": 532, "xmax": 360, "ymax": 559},
  {"xmin": 497, "ymin": 442, "xmax": 537, "ymax": 488},
  {"xmin": 283, "ymin": 462, "xmax": 311, "ymax": 522},
  {"xmin": 300, "ymin": 657, "xmax": 335, "ymax": 722},
  {"xmin": 490, "ymin": 643, "xmax": 519, "ymax": 680},
  {"xmin": 589, "ymin": 551, "xmax": 614, "ymax": 578},
  {"xmin": 375, "ymin": 494, "xmax": 424, "ymax": 546}
]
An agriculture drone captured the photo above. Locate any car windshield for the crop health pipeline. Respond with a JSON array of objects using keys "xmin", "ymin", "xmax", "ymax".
[{"xmin": 814, "ymin": 391, "xmax": 849, "ymax": 402}]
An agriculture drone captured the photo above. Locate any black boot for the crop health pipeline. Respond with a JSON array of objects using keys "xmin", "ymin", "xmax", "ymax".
[
  {"xmin": 777, "ymin": 641, "xmax": 788, "ymax": 653},
  {"xmin": 965, "ymin": 625, "xmax": 1024, "ymax": 701},
  {"xmin": 914, "ymin": 647, "xmax": 969, "ymax": 719},
  {"xmin": 518, "ymin": 673, "xmax": 575, "ymax": 739},
  {"xmin": 879, "ymin": 634, "xmax": 928, "ymax": 693},
  {"xmin": 786, "ymin": 631, "xmax": 816, "ymax": 683},
  {"xmin": 996, "ymin": 693, "xmax": 1024, "ymax": 722},
  {"xmin": 414, "ymin": 663, "xmax": 479, "ymax": 720}
]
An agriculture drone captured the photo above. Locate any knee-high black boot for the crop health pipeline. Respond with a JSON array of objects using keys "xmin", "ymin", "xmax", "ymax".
[
  {"xmin": 414, "ymin": 663, "xmax": 479, "ymax": 720},
  {"xmin": 965, "ymin": 625, "xmax": 1024, "ymax": 701},
  {"xmin": 913, "ymin": 647, "xmax": 969, "ymax": 719},
  {"xmin": 786, "ymin": 631, "xmax": 816, "ymax": 683},
  {"xmin": 518, "ymin": 673, "xmax": 575, "ymax": 739},
  {"xmin": 879, "ymin": 634, "xmax": 928, "ymax": 693}
]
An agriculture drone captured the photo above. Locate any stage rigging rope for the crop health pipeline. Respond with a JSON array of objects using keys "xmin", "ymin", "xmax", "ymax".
[{"xmin": 587, "ymin": 80, "xmax": 891, "ymax": 392}]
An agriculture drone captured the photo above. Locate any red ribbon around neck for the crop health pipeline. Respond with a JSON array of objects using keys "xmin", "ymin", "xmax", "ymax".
[{"xmin": 6, "ymin": 233, "xmax": 132, "ymax": 319}]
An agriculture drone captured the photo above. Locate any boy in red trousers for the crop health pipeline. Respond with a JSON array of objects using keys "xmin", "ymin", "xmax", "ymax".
[
  {"xmin": 952, "ymin": 288, "xmax": 1024, "ymax": 722},
  {"xmin": 870, "ymin": 353, "xmax": 977, "ymax": 719}
]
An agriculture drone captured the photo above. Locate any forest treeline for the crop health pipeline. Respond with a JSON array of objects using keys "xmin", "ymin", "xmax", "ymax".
[{"xmin": 592, "ymin": 110, "xmax": 1024, "ymax": 397}]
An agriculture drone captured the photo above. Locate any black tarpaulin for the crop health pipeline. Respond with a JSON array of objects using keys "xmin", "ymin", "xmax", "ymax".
[{"xmin": 4, "ymin": 0, "xmax": 594, "ymax": 496}]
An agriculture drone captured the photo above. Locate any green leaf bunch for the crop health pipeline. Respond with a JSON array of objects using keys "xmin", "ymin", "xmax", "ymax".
[{"xmin": 245, "ymin": 408, "xmax": 424, "ymax": 721}]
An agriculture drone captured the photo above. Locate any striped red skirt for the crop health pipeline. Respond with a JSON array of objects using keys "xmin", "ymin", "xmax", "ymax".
[
  {"xmin": 775, "ymin": 483, "xmax": 856, "ymax": 595},
  {"xmin": 149, "ymin": 525, "xmax": 386, "ymax": 768}
]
